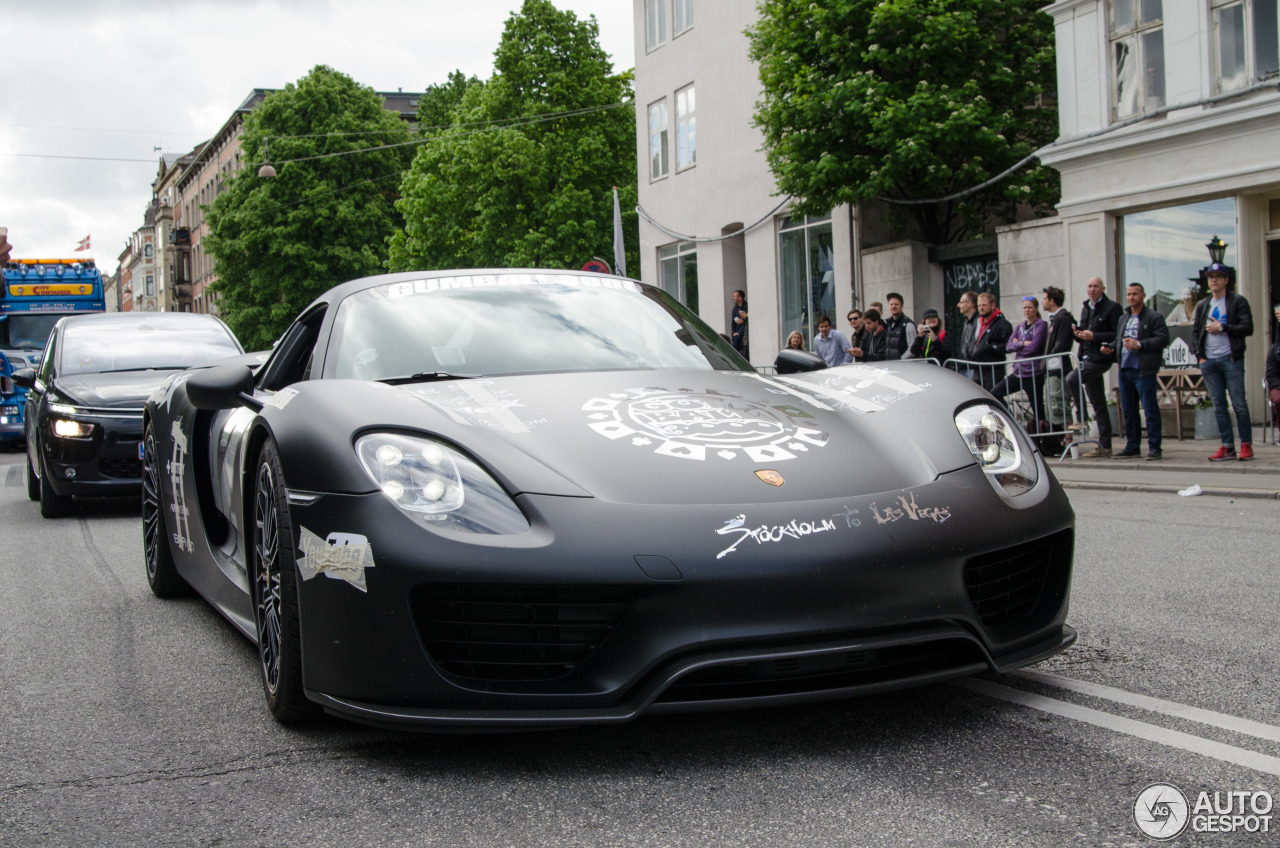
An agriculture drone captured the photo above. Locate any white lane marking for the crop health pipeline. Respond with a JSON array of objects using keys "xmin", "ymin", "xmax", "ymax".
[
  {"xmin": 955, "ymin": 678, "xmax": 1280, "ymax": 777},
  {"xmin": 1017, "ymin": 669, "xmax": 1280, "ymax": 745}
]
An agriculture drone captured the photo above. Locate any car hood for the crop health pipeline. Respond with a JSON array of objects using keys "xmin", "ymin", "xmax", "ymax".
[
  {"xmin": 267, "ymin": 364, "xmax": 990, "ymax": 505},
  {"xmin": 57, "ymin": 370, "xmax": 182, "ymax": 409}
]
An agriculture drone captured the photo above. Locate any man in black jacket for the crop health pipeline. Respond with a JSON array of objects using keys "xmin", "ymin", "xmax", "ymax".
[
  {"xmin": 970, "ymin": 292, "xmax": 1012, "ymax": 391},
  {"xmin": 882, "ymin": 292, "xmax": 916, "ymax": 361},
  {"xmin": 858, "ymin": 309, "xmax": 889, "ymax": 361},
  {"xmin": 1193, "ymin": 263, "xmax": 1255, "ymax": 460},
  {"xmin": 1065, "ymin": 276, "xmax": 1122, "ymax": 457},
  {"xmin": 1114, "ymin": 283, "xmax": 1170, "ymax": 459},
  {"xmin": 1041, "ymin": 286, "xmax": 1076, "ymax": 436}
]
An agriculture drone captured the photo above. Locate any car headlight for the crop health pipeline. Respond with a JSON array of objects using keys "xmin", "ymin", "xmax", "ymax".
[
  {"xmin": 954, "ymin": 403, "xmax": 1039, "ymax": 496},
  {"xmin": 355, "ymin": 432, "xmax": 529, "ymax": 535},
  {"xmin": 53, "ymin": 418, "xmax": 96, "ymax": 439}
]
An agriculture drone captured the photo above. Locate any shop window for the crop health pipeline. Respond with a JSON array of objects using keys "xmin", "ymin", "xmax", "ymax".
[
  {"xmin": 658, "ymin": 241, "xmax": 698, "ymax": 312},
  {"xmin": 1213, "ymin": 0, "xmax": 1279, "ymax": 93},
  {"xmin": 1111, "ymin": 0, "xmax": 1165, "ymax": 119},
  {"xmin": 649, "ymin": 99, "xmax": 669, "ymax": 181},
  {"xmin": 778, "ymin": 214, "xmax": 834, "ymax": 349},
  {"xmin": 676, "ymin": 85, "xmax": 696, "ymax": 171}
]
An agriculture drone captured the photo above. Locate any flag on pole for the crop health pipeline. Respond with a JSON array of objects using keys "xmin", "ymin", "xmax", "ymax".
[
  {"xmin": 75, "ymin": 235, "xmax": 91, "ymax": 252},
  {"xmin": 612, "ymin": 187, "xmax": 626, "ymax": 278}
]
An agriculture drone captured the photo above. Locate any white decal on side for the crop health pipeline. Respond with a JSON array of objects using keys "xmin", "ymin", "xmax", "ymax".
[
  {"xmin": 777, "ymin": 364, "xmax": 931, "ymax": 414},
  {"xmin": 168, "ymin": 419, "xmax": 193, "ymax": 553},
  {"xmin": 261, "ymin": 387, "xmax": 299, "ymax": 410},
  {"xmin": 408, "ymin": 382, "xmax": 539, "ymax": 433},
  {"xmin": 296, "ymin": 528, "xmax": 375, "ymax": 592},
  {"xmin": 583, "ymin": 388, "xmax": 830, "ymax": 462}
]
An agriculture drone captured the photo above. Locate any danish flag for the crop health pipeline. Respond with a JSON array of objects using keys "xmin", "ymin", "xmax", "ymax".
[{"xmin": 75, "ymin": 235, "xmax": 91, "ymax": 252}]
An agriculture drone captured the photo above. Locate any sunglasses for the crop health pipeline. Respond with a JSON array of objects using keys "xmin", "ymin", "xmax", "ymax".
[{"xmin": 1022, "ymin": 295, "xmax": 1037, "ymax": 301}]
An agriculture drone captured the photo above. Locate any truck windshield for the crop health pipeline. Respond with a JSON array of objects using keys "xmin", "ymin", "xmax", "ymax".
[{"xmin": 0, "ymin": 314, "xmax": 62, "ymax": 350}]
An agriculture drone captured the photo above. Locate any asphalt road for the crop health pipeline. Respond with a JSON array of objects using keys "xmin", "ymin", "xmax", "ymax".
[{"xmin": 1, "ymin": 448, "xmax": 1276, "ymax": 848}]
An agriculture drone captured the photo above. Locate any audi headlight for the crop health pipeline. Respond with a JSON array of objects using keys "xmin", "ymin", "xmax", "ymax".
[
  {"xmin": 954, "ymin": 403, "xmax": 1039, "ymax": 496},
  {"xmin": 355, "ymin": 432, "xmax": 529, "ymax": 535}
]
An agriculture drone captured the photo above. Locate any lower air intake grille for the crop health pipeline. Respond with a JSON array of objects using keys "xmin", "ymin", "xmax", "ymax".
[
  {"xmin": 964, "ymin": 529, "xmax": 1072, "ymax": 632},
  {"xmin": 412, "ymin": 584, "xmax": 631, "ymax": 682},
  {"xmin": 99, "ymin": 459, "xmax": 142, "ymax": 479}
]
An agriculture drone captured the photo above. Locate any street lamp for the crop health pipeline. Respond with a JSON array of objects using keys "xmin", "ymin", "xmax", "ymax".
[
  {"xmin": 1206, "ymin": 235, "xmax": 1227, "ymax": 264},
  {"xmin": 257, "ymin": 138, "xmax": 277, "ymax": 179}
]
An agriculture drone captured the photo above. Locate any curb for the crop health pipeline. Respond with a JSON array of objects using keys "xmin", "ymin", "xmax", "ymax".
[{"xmin": 1058, "ymin": 480, "xmax": 1280, "ymax": 500}]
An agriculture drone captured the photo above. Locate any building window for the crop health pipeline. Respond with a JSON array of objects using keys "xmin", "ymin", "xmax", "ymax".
[
  {"xmin": 1213, "ymin": 0, "xmax": 1280, "ymax": 93},
  {"xmin": 144, "ymin": 243, "xmax": 153, "ymax": 258},
  {"xmin": 675, "ymin": 85, "xmax": 696, "ymax": 171},
  {"xmin": 145, "ymin": 274, "xmax": 155, "ymax": 296},
  {"xmin": 1110, "ymin": 0, "xmax": 1165, "ymax": 119},
  {"xmin": 778, "ymin": 214, "xmax": 834, "ymax": 349},
  {"xmin": 649, "ymin": 99, "xmax": 670, "ymax": 181},
  {"xmin": 658, "ymin": 241, "xmax": 698, "ymax": 312},
  {"xmin": 646, "ymin": 0, "xmax": 667, "ymax": 51},
  {"xmin": 674, "ymin": 0, "xmax": 693, "ymax": 35}
]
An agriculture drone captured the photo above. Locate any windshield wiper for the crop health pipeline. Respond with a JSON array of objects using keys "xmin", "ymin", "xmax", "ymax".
[{"xmin": 378, "ymin": 371, "xmax": 481, "ymax": 385}]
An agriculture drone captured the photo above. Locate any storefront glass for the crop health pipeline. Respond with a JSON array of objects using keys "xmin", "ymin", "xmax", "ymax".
[{"xmin": 778, "ymin": 214, "xmax": 834, "ymax": 348}]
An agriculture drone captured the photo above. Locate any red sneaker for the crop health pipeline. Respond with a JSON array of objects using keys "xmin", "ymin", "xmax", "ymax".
[
  {"xmin": 1208, "ymin": 445, "xmax": 1237, "ymax": 461},
  {"xmin": 1239, "ymin": 442, "xmax": 1254, "ymax": 461}
]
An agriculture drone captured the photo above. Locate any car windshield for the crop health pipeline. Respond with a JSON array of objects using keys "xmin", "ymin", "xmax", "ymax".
[
  {"xmin": 59, "ymin": 317, "xmax": 243, "ymax": 376},
  {"xmin": 327, "ymin": 274, "xmax": 750, "ymax": 380}
]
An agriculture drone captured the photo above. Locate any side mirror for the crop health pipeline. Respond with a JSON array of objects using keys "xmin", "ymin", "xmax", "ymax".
[
  {"xmin": 10, "ymin": 368, "xmax": 36, "ymax": 390},
  {"xmin": 775, "ymin": 349, "xmax": 828, "ymax": 375},
  {"xmin": 186, "ymin": 364, "xmax": 257, "ymax": 411}
]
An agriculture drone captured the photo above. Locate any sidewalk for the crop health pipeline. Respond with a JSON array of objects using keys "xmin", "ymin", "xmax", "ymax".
[{"xmin": 1048, "ymin": 432, "xmax": 1280, "ymax": 500}]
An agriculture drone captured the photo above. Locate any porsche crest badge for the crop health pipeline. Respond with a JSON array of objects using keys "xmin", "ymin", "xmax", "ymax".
[{"xmin": 754, "ymin": 469, "xmax": 785, "ymax": 487}]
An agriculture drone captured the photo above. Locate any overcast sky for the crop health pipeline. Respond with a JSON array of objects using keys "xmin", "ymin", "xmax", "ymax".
[{"xmin": 0, "ymin": 0, "xmax": 636, "ymax": 275}]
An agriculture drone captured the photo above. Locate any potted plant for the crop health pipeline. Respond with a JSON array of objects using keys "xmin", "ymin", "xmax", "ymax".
[{"xmin": 1193, "ymin": 397, "xmax": 1218, "ymax": 439}]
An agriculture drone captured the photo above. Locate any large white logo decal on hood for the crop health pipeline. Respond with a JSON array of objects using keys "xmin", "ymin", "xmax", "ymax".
[{"xmin": 582, "ymin": 388, "xmax": 829, "ymax": 461}]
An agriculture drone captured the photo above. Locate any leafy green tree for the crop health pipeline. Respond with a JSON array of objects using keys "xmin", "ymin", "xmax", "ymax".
[
  {"xmin": 388, "ymin": 0, "xmax": 638, "ymax": 274},
  {"xmin": 417, "ymin": 70, "xmax": 484, "ymax": 133},
  {"xmin": 749, "ymin": 0, "xmax": 1059, "ymax": 244},
  {"xmin": 205, "ymin": 65, "xmax": 415, "ymax": 349}
]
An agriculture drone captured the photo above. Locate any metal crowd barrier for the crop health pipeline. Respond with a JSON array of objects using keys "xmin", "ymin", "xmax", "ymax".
[{"xmin": 944, "ymin": 351, "xmax": 1093, "ymax": 460}]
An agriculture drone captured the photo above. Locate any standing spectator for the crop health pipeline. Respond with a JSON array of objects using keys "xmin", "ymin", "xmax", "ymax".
[
  {"xmin": 1066, "ymin": 276, "xmax": 1122, "ymax": 458},
  {"xmin": 906, "ymin": 308, "xmax": 951, "ymax": 364},
  {"xmin": 969, "ymin": 292, "xmax": 1013, "ymax": 391},
  {"xmin": 812, "ymin": 315, "xmax": 852, "ymax": 367},
  {"xmin": 730, "ymin": 290, "xmax": 749, "ymax": 359},
  {"xmin": 957, "ymin": 291, "xmax": 980, "ymax": 378},
  {"xmin": 1266, "ymin": 311, "xmax": 1280, "ymax": 433},
  {"xmin": 846, "ymin": 309, "xmax": 868, "ymax": 361},
  {"xmin": 858, "ymin": 309, "xmax": 889, "ymax": 361},
  {"xmin": 1041, "ymin": 287, "xmax": 1076, "ymax": 434},
  {"xmin": 882, "ymin": 292, "xmax": 917, "ymax": 361},
  {"xmin": 869, "ymin": 301, "xmax": 884, "ymax": 314},
  {"xmin": 991, "ymin": 296, "xmax": 1048, "ymax": 423},
  {"xmin": 1193, "ymin": 263, "xmax": 1255, "ymax": 460},
  {"xmin": 785, "ymin": 331, "xmax": 806, "ymax": 351},
  {"xmin": 1114, "ymin": 283, "xmax": 1171, "ymax": 460}
]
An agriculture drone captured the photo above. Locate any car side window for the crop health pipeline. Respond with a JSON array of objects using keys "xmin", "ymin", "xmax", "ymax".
[
  {"xmin": 36, "ymin": 330, "xmax": 58, "ymax": 387},
  {"xmin": 259, "ymin": 307, "xmax": 326, "ymax": 392}
]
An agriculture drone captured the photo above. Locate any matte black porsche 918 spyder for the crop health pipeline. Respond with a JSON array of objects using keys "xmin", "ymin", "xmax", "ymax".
[{"xmin": 142, "ymin": 270, "xmax": 1075, "ymax": 730}]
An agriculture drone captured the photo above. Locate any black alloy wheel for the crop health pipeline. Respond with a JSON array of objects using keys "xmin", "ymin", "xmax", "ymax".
[
  {"xmin": 142, "ymin": 423, "xmax": 189, "ymax": 597},
  {"xmin": 251, "ymin": 440, "xmax": 317, "ymax": 723}
]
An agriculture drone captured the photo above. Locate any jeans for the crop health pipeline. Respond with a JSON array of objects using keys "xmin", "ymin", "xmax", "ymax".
[
  {"xmin": 991, "ymin": 373, "xmax": 1045, "ymax": 427},
  {"xmin": 1200, "ymin": 356, "xmax": 1252, "ymax": 446},
  {"xmin": 1065, "ymin": 359, "xmax": 1112, "ymax": 449},
  {"xmin": 1118, "ymin": 368, "xmax": 1161, "ymax": 453}
]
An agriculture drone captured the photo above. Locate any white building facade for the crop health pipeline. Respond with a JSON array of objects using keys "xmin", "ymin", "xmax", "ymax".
[
  {"xmin": 1042, "ymin": 0, "xmax": 1280, "ymax": 419},
  {"xmin": 632, "ymin": 0, "xmax": 856, "ymax": 365}
]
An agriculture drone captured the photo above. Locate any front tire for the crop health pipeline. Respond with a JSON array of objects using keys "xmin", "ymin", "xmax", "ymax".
[
  {"xmin": 252, "ymin": 439, "xmax": 317, "ymax": 723},
  {"xmin": 25, "ymin": 451, "xmax": 39, "ymax": 501},
  {"xmin": 38, "ymin": 455, "xmax": 73, "ymax": 518},
  {"xmin": 142, "ymin": 423, "xmax": 189, "ymax": 597}
]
